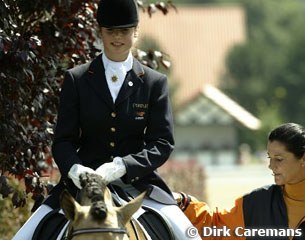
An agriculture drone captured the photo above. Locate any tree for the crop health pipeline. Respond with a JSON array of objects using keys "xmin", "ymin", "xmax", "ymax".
[
  {"xmin": 0, "ymin": 0, "xmax": 175, "ymax": 211},
  {"xmin": 218, "ymin": 0, "xmax": 305, "ymax": 149}
]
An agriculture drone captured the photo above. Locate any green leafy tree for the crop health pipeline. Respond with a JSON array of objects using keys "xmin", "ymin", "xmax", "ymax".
[{"xmin": 218, "ymin": 0, "xmax": 305, "ymax": 149}]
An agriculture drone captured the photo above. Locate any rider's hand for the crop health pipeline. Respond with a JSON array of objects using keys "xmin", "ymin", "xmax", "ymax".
[
  {"xmin": 68, "ymin": 164, "xmax": 95, "ymax": 189},
  {"xmin": 96, "ymin": 157, "xmax": 126, "ymax": 184}
]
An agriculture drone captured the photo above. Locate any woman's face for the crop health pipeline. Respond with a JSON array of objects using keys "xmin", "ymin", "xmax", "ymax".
[
  {"xmin": 267, "ymin": 140, "xmax": 305, "ymax": 185},
  {"xmin": 100, "ymin": 27, "xmax": 137, "ymax": 62}
]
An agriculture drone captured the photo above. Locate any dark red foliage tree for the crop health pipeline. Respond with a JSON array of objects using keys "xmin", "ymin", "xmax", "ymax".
[{"xmin": 0, "ymin": 0, "xmax": 175, "ymax": 209}]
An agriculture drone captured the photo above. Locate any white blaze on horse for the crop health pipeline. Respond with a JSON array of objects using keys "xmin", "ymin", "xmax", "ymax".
[{"xmin": 60, "ymin": 173, "xmax": 147, "ymax": 240}]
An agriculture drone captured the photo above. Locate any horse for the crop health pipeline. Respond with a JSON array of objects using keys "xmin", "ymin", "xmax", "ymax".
[{"xmin": 60, "ymin": 172, "xmax": 148, "ymax": 240}]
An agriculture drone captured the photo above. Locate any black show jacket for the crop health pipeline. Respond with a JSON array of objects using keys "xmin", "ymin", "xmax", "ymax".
[{"xmin": 45, "ymin": 54, "xmax": 174, "ymax": 209}]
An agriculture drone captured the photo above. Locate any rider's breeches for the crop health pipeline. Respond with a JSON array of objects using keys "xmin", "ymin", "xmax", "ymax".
[
  {"xmin": 12, "ymin": 204, "xmax": 53, "ymax": 240},
  {"xmin": 141, "ymin": 197, "xmax": 202, "ymax": 240}
]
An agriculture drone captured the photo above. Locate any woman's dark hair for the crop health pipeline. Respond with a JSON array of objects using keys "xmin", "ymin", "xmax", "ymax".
[{"xmin": 268, "ymin": 123, "xmax": 305, "ymax": 158}]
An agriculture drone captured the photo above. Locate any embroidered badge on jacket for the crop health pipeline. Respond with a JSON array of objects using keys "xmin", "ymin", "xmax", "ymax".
[
  {"xmin": 133, "ymin": 103, "xmax": 148, "ymax": 120},
  {"xmin": 135, "ymin": 111, "xmax": 145, "ymax": 120}
]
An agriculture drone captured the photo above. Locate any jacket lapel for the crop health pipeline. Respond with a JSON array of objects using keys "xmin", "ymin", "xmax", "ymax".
[
  {"xmin": 115, "ymin": 58, "xmax": 145, "ymax": 106},
  {"xmin": 87, "ymin": 54, "xmax": 114, "ymax": 109}
]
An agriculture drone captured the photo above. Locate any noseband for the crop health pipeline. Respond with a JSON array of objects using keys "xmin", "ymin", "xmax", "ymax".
[{"xmin": 64, "ymin": 226, "xmax": 128, "ymax": 239}]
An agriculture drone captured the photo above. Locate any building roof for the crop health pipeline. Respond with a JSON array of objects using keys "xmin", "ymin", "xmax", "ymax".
[
  {"xmin": 139, "ymin": 5, "xmax": 246, "ymax": 107},
  {"xmin": 175, "ymin": 84, "xmax": 261, "ymax": 130},
  {"xmin": 203, "ymin": 85, "xmax": 261, "ymax": 130}
]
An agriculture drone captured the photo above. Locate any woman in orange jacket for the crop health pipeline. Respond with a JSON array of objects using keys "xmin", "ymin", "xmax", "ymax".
[{"xmin": 176, "ymin": 123, "xmax": 305, "ymax": 240}]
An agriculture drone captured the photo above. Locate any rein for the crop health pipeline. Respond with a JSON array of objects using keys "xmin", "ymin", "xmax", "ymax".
[{"xmin": 65, "ymin": 226, "xmax": 128, "ymax": 239}]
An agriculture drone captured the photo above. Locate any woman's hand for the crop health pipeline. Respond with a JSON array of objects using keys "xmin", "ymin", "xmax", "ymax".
[{"xmin": 173, "ymin": 192, "xmax": 196, "ymax": 211}]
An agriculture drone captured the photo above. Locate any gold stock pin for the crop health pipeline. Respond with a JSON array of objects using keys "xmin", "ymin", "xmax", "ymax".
[{"xmin": 111, "ymin": 75, "xmax": 118, "ymax": 82}]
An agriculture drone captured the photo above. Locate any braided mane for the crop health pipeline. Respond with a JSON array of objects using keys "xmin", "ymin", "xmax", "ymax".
[{"xmin": 79, "ymin": 173, "xmax": 108, "ymax": 220}]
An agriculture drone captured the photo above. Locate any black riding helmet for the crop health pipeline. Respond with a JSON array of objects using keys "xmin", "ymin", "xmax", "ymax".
[{"xmin": 96, "ymin": 0, "xmax": 139, "ymax": 28}]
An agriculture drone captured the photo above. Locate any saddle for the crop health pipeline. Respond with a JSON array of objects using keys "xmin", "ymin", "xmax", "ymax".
[
  {"xmin": 33, "ymin": 184, "xmax": 176, "ymax": 240},
  {"xmin": 32, "ymin": 209, "xmax": 68, "ymax": 240}
]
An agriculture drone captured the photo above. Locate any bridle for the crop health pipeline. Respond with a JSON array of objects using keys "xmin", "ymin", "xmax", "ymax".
[
  {"xmin": 62, "ymin": 175, "xmax": 131, "ymax": 239},
  {"xmin": 64, "ymin": 226, "xmax": 129, "ymax": 239}
]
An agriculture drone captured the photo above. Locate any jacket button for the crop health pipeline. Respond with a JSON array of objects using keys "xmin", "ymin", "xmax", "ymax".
[
  {"xmin": 110, "ymin": 142, "xmax": 115, "ymax": 147},
  {"xmin": 111, "ymin": 112, "xmax": 116, "ymax": 118},
  {"xmin": 131, "ymin": 179, "xmax": 135, "ymax": 183},
  {"xmin": 135, "ymin": 177, "xmax": 139, "ymax": 181},
  {"xmin": 110, "ymin": 127, "xmax": 116, "ymax": 132}
]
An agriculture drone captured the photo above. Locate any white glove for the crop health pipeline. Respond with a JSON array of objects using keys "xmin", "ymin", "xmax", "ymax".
[
  {"xmin": 96, "ymin": 157, "xmax": 127, "ymax": 184},
  {"xmin": 68, "ymin": 164, "xmax": 96, "ymax": 189}
]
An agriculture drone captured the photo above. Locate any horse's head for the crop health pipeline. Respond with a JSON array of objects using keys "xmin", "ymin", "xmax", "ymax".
[{"xmin": 60, "ymin": 173, "xmax": 145, "ymax": 240}]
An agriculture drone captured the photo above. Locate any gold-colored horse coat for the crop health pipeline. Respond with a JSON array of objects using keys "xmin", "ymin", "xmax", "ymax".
[{"xmin": 60, "ymin": 173, "xmax": 148, "ymax": 240}]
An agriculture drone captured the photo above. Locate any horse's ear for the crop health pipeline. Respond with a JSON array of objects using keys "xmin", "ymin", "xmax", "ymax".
[
  {"xmin": 60, "ymin": 190, "xmax": 81, "ymax": 221},
  {"xmin": 117, "ymin": 191, "xmax": 146, "ymax": 225},
  {"xmin": 103, "ymin": 187, "xmax": 114, "ymax": 206}
]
